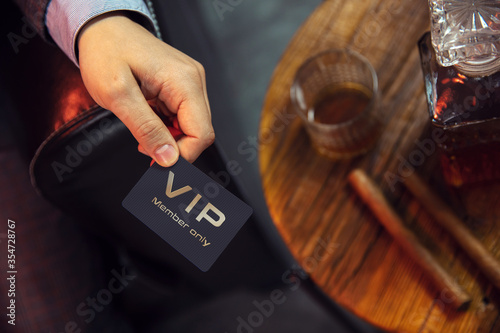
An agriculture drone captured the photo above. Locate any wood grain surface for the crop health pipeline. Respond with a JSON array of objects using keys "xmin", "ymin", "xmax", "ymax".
[{"xmin": 258, "ymin": 0, "xmax": 500, "ymax": 332}]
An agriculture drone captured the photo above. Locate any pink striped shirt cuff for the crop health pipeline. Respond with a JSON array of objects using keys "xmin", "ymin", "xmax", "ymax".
[{"xmin": 46, "ymin": 0, "xmax": 155, "ymax": 66}]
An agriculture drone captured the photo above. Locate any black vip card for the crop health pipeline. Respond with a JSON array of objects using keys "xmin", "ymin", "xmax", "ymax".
[{"xmin": 122, "ymin": 157, "xmax": 253, "ymax": 271}]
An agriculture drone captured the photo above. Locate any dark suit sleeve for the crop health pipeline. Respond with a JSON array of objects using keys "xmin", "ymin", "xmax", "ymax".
[{"xmin": 13, "ymin": 0, "xmax": 52, "ymax": 40}]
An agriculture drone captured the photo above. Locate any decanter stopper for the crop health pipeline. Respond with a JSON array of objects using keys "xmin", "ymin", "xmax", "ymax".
[{"xmin": 429, "ymin": 0, "xmax": 500, "ymax": 76}]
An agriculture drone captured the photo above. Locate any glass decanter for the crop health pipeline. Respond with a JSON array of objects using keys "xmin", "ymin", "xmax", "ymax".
[{"xmin": 419, "ymin": 0, "xmax": 500, "ymax": 187}]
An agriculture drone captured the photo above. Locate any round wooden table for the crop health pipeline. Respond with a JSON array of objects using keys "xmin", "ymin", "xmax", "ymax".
[{"xmin": 259, "ymin": 1, "xmax": 500, "ymax": 332}]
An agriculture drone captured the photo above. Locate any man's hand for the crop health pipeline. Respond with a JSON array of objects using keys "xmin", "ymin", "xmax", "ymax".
[{"xmin": 77, "ymin": 12, "xmax": 215, "ymax": 167}]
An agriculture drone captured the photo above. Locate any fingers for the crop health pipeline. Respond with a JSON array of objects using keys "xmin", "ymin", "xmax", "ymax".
[
  {"xmin": 81, "ymin": 53, "xmax": 186, "ymax": 166},
  {"xmin": 108, "ymin": 71, "xmax": 180, "ymax": 167},
  {"xmin": 156, "ymin": 61, "xmax": 215, "ymax": 162},
  {"xmin": 164, "ymin": 93, "xmax": 215, "ymax": 163}
]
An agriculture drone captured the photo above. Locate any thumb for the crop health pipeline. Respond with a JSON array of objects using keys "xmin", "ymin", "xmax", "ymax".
[{"xmin": 112, "ymin": 88, "xmax": 180, "ymax": 167}]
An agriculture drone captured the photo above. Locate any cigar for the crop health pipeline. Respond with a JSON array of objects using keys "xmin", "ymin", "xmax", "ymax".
[
  {"xmin": 348, "ymin": 169, "xmax": 471, "ymax": 310},
  {"xmin": 405, "ymin": 172, "xmax": 500, "ymax": 292}
]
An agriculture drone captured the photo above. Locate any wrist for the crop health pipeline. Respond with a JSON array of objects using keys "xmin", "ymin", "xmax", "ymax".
[
  {"xmin": 77, "ymin": 12, "xmax": 155, "ymax": 65},
  {"xmin": 46, "ymin": 0, "xmax": 155, "ymax": 67}
]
